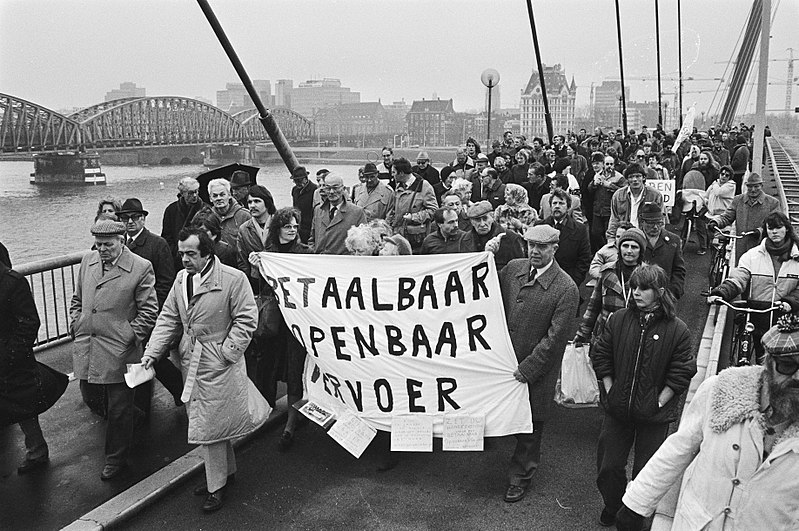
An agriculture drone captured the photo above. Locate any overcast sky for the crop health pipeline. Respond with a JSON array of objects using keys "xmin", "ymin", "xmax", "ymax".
[{"xmin": 1, "ymin": 0, "xmax": 796, "ymax": 117}]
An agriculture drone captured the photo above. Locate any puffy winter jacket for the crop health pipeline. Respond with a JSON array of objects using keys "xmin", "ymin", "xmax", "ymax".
[{"xmin": 591, "ymin": 307, "xmax": 695, "ymax": 424}]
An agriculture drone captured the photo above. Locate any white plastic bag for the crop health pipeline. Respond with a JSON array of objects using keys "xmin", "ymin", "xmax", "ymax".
[{"xmin": 555, "ymin": 342, "xmax": 599, "ymax": 408}]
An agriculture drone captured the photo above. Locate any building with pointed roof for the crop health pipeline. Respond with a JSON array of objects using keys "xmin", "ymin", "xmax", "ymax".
[{"xmin": 519, "ymin": 64, "xmax": 576, "ymax": 140}]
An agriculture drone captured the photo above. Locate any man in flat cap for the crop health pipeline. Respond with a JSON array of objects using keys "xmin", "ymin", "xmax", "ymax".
[
  {"xmin": 615, "ymin": 316, "xmax": 799, "ymax": 530},
  {"xmin": 458, "ymin": 200, "xmax": 525, "ymax": 270},
  {"xmin": 70, "ymin": 220, "xmax": 158, "ymax": 480},
  {"xmin": 290, "ymin": 166, "xmax": 317, "ymax": 243},
  {"xmin": 118, "ymin": 198, "xmax": 182, "ymax": 414},
  {"xmin": 638, "ymin": 202, "xmax": 686, "ymax": 299},
  {"xmin": 498, "ymin": 224, "xmax": 579, "ymax": 503},
  {"xmin": 412, "ymin": 151, "xmax": 440, "ymax": 186},
  {"xmin": 353, "ymin": 162, "xmax": 394, "ymax": 222},
  {"xmin": 708, "ymin": 171, "xmax": 781, "ymax": 265},
  {"xmin": 230, "ymin": 170, "xmax": 253, "ymax": 209}
]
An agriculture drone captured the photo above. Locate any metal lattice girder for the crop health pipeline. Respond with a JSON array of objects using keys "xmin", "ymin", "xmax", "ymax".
[
  {"xmin": 234, "ymin": 107, "xmax": 313, "ymax": 142},
  {"xmin": 80, "ymin": 97, "xmax": 243, "ymax": 148},
  {"xmin": 0, "ymin": 93, "xmax": 82, "ymax": 153}
]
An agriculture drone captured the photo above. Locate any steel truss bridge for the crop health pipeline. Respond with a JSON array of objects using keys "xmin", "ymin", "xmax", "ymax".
[{"xmin": 0, "ymin": 93, "xmax": 313, "ymax": 153}]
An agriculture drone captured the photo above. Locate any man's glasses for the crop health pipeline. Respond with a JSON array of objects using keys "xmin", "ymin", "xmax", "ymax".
[
  {"xmin": 774, "ymin": 356, "xmax": 799, "ymax": 376},
  {"xmin": 118, "ymin": 214, "xmax": 143, "ymax": 222}
]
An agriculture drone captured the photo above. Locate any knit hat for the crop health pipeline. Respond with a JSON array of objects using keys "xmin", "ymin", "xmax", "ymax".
[
  {"xmin": 746, "ymin": 172, "xmax": 763, "ymax": 185},
  {"xmin": 617, "ymin": 228, "xmax": 647, "ymax": 256},
  {"xmin": 91, "ymin": 219, "xmax": 126, "ymax": 236},
  {"xmin": 638, "ymin": 202, "xmax": 663, "ymax": 223},
  {"xmin": 762, "ymin": 315, "xmax": 799, "ymax": 357},
  {"xmin": 247, "ymin": 184, "xmax": 273, "ymax": 205}
]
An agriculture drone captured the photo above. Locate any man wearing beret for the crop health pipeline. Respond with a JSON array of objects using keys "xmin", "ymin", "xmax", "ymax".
[
  {"xmin": 615, "ymin": 317, "xmax": 799, "ymax": 530},
  {"xmin": 290, "ymin": 166, "xmax": 317, "ymax": 243},
  {"xmin": 498, "ymin": 224, "xmax": 580, "ymax": 503},
  {"xmin": 638, "ymin": 202, "xmax": 686, "ymax": 299},
  {"xmin": 70, "ymin": 220, "xmax": 158, "ymax": 480},
  {"xmin": 459, "ymin": 200, "xmax": 526, "ymax": 271}
]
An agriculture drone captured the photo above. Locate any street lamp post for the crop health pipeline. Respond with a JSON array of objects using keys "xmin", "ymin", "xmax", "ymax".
[{"xmin": 481, "ymin": 69, "xmax": 500, "ymax": 147}]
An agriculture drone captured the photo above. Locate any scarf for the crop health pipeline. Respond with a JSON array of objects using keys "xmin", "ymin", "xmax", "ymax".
[{"xmin": 765, "ymin": 237, "xmax": 793, "ymax": 263}]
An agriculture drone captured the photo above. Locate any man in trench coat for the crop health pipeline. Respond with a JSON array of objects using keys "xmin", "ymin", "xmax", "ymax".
[
  {"xmin": 498, "ymin": 223, "xmax": 579, "ymax": 503},
  {"xmin": 143, "ymin": 227, "xmax": 266, "ymax": 513},
  {"xmin": 70, "ymin": 220, "xmax": 158, "ymax": 480}
]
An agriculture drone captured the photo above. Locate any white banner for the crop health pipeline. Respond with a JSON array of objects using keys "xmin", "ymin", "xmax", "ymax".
[
  {"xmin": 649, "ymin": 180, "xmax": 676, "ymax": 208},
  {"xmin": 258, "ymin": 251, "xmax": 532, "ymax": 437},
  {"xmin": 672, "ymin": 106, "xmax": 696, "ymax": 153}
]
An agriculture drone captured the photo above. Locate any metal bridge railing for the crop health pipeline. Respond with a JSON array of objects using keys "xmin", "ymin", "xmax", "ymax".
[
  {"xmin": 766, "ymin": 137, "xmax": 799, "ymax": 230},
  {"xmin": 16, "ymin": 250, "xmax": 89, "ymax": 352}
]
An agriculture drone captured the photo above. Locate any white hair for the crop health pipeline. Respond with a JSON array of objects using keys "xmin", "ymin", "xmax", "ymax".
[
  {"xmin": 178, "ymin": 176, "xmax": 199, "ymax": 192},
  {"xmin": 208, "ymin": 178, "xmax": 230, "ymax": 193}
]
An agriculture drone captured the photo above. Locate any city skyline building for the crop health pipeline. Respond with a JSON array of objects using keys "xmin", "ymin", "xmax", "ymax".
[
  {"xmin": 519, "ymin": 64, "xmax": 576, "ymax": 140},
  {"xmin": 216, "ymin": 80, "xmax": 272, "ymax": 115},
  {"xmin": 104, "ymin": 82, "xmax": 145, "ymax": 102},
  {"xmin": 406, "ymin": 98, "xmax": 457, "ymax": 147},
  {"xmin": 290, "ymin": 78, "xmax": 360, "ymax": 119}
]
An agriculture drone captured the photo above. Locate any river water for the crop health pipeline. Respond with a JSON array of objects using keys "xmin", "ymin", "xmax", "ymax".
[{"xmin": 0, "ymin": 161, "xmax": 363, "ymax": 264}]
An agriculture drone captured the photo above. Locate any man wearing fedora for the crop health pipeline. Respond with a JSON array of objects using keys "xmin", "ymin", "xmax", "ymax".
[
  {"xmin": 353, "ymin": 162, "xmax": 394, "ymax": 221},
  {"xmin": 615, "ymin": 317, "xmax": 799, "ymax": 530},
  {"xmin": 708, "ymin": 171, "xmax": 781, "ymax": 264},
  {"xmin": 70, "ymin": 220, "xmax": 158, "ymax": 480},
  {"xmin": 230, "ymin": 170, "xmax": 253, "ymax": 208},
  {"xmin": 290, "ymin": 166, "xmax": 317, "ymax": 244},
  {"xmin": 498, "ymin": 224, "xmax": 580, "ymax": 503},
  {"xmin": 118, "ymin": 198, "xmax": 183, "ymax": 414}
]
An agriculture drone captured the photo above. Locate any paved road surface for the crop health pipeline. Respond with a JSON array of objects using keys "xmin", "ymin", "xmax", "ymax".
[{"xmin": 3, "ymin": 229, "xmax": 713, "ymax": 530}]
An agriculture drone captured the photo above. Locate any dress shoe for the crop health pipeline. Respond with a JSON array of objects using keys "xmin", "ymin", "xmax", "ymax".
[
  {"xmin": 202, "ymin": 488, "xmax": 225, "ymax": 513},
  {"xmin": 17, "ymin": 455, "xmax": 49, "ymax": 475},
  {"xmin": 100, "ymin": 463, "xmax": 128, "ymax": 481},
  {"xmin": 278, "ymin": 431, "xmax": 294, "ymax": 452},
  {"xmin": 503, "ymin": 485, "xmax": 527, "ymax": 503},
  {"xmin": 598, "ymin": 506, "xmax": 617, "ymax": 527},
  {"xmin": 194, "ymin": 474, "xmax": 235, "ymax": 496}
]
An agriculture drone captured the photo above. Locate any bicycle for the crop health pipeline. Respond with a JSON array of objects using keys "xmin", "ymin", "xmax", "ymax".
[
  {"xmin": 705, "ymin": 227, "xmax": 759, "ymax": 293},
  {"xmin": 711, "ymin": 299, "xmax": 782, "ymax": 367},
  {"xmin": 679, "ymin": 200, "xmax": 702, "ymax": 251}
]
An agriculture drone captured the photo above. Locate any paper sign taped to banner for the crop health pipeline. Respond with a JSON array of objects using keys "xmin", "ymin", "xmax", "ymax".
[
  {"xmin": 258, "ymin": 252, "xmax": 532, "ymax": 437},
  {"xmin": 328, "ymin": 410, "xmax": 376, "ymax": 458},
  {"xmin": 442, "ymin": 415, "xmax": 485, "ymax": 451},
  {"xmin": 649, "ymin": 180, "xmax": 676, "ymax": 207},
  {"xmin": 391, "ymin": 415, "xmax": 434, "ymax": 452}
]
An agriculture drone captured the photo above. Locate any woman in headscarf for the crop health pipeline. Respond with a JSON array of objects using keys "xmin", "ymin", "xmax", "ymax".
[{"xmin": 493, "ymin": 183, "xmax": 538, "ymax": 235}]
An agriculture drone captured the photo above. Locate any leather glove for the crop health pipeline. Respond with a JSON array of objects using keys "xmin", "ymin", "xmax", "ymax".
[{"xmin": 615, "ymin": 504, "xmax": 645, "ymax": 531}]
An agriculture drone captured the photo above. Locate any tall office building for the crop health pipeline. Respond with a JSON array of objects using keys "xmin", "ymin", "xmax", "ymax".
[
  {"xmin": 275, "ymin": 79, "xmax": 293, "ymax": 108},
  {"xmin": 290, "ymin": 78, "xmax": 360, "ymax": 118},
  {"xmin": 216, "ymin": 80, "xmax": 272, "ymax": 114}
]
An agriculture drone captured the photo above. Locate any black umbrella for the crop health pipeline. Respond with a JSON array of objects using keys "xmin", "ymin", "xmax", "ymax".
[{"xmin": 196, "ymin": 163, "xmax": 260, "ymax": 204}]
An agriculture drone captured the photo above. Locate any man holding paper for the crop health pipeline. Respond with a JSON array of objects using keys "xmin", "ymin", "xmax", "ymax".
[
  {"xmin": 142, "ymin": 227, "xmax": 267, "ymax": 514},
  {"xmin": 498, "ymin": 223, "xmax": 579, "ymax": 503}
]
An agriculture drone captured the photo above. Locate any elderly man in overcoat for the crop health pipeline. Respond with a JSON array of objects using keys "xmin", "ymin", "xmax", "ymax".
[
  {"xmin": 70, "ymin": 220, "xmax": 158, "ymax": 480},
  {"xmin": 143, "ymin": 227, "xmax": 267, "ymax": 513},
  {"xmin": 309, "ymin": 173, "xmax": 367, "ymax": 255},
  {"xmin": 498, "ymin": 224, "xmax": 579, "ymax": 503}
]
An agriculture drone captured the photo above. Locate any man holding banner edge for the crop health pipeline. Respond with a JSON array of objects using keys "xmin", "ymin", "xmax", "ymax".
[{"xmin": 499, "ymin": 224, "xmax": 580, "ymax": 503}]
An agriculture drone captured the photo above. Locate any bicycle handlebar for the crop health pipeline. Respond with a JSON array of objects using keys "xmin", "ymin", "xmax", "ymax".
[
  {"xmin": 711, "ymin": 227, "xmax": 758, "ymax": 239},
  {"xmin": 712, "ymin": 299, "xmax": 782, "ymax": 313}
]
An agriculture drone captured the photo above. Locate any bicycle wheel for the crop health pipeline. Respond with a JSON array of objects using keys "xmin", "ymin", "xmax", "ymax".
[{"xmin": 710, "ymin": 254, "xmax": 727, "ymax": 287}]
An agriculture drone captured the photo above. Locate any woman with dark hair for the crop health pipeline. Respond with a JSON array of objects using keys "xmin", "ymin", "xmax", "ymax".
[
  {"xmin": 249, "ymin": 207, "xmax": 310, "ymax": 451},
  {"xmin": 591, "ymin": 263, "xmax": 695, "ymax": 527},
  {"xmin": 191, "ymin": 212, "xmax": 237, "ymax": 268},
  {"xmin": 709, "ymin": 211, "xmax": 799, "ymax": 361},
  {"xmin": 465, "ymin": 137, "xmax": 481, "ymax": 159}
]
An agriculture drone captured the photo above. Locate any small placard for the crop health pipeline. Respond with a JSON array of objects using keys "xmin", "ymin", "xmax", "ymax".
[
  {"xmin": 442, "ymin": 415, "xmax": 485, "ymax": 451},
  {"xmin": 390, "ymin": 415, "xmax": 434, "ymax": 452},
  {"xmin": 327, "ymin": 410, "xmax": 377, "ymax": 458},
  {"xmin": 298, "ymin": 400, "xmax": 336, "ymax": 429}
]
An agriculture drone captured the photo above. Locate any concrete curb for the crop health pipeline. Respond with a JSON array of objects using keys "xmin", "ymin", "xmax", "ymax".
[{"xmin": 61, "ymin": 397, "xmax": 288, "ymax": 531}]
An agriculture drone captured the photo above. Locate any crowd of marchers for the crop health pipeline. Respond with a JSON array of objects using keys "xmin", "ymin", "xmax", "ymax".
[{"xmin": 2, "ymin": 119, "xmax": 798, "ymax": 527}]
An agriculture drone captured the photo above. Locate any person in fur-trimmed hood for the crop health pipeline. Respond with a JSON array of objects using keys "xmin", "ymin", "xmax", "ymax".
[{"xmin": 614, "ymin": 314, "xmax": 799, "ymax": 531}]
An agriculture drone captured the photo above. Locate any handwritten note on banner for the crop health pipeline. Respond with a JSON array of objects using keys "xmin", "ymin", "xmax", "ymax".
[
  {"xmin": 442, "ymin": 415, "xmax": 485, "ymax": 451},
  {"xmin": 391, "ymin": 415, "xmax": 434, "ymax": 452},
  {"xmin": 328, "ymin": 410, "xmax": 377, "ymax": 458},
  {"xmin": 258, "ymin": 252, "xmax": 532, "ymax": 438}
]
